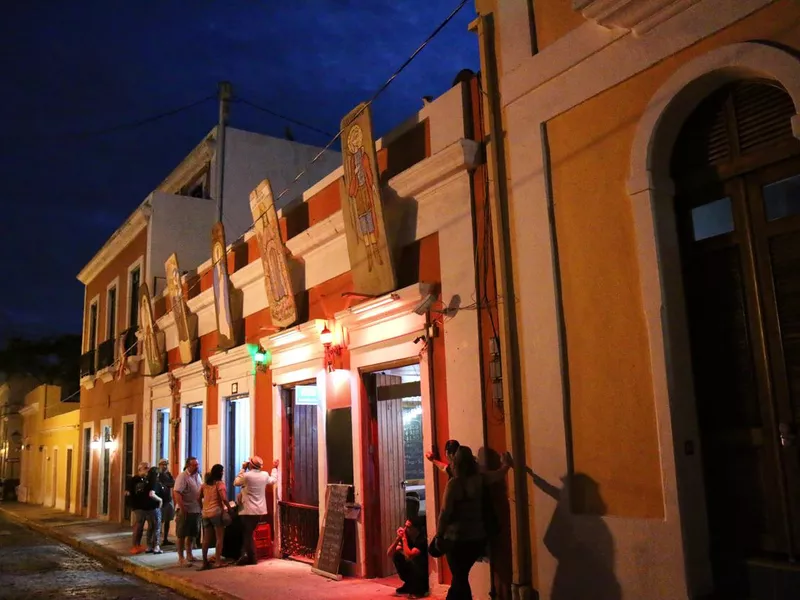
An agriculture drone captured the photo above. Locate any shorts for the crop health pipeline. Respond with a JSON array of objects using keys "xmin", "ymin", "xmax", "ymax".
[
  {"xmin": 132, "ymin": 509, "xmax": 146, "ymax": 525},
  {"xmin": 203, "ymin": 513, "xmax": 223, "ymax": 528},
  {"xmin": 161, "ymin": 502, "xmax": 175, "ymax": 521},
  {"xmin": 176, "ymin": 510, "xmax": 201, "ymax": 539}
]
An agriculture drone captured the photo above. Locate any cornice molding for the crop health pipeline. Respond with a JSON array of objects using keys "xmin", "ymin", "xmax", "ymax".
[
  {"xmin": 207, "ymin": 343, "xmax": 251, "ymax": 369},
  {"xmin": 19, "ymin": 403, "xmax": 39, "ymax": 417},
  {"xmin": 335, "ymin": 283, "xmax": 426, "ymax": 333},
  {"xmin": 286, "ymin": 211, "xmax": 345, "ymax": 258},
  {"xmin": 157, "ymin": 129, "xmax": 216, "ymax": 194},
  {"xmin": 389, "ymin": 138, "xmax": 481, "ymax": 199},
  {"xmin": 77, "ymin": 204, "xmax": 151, "ymax": 284},
  {"xmin": 229, "ymin": 260, "xmax": 263, "ymax": 292},
  {"xmin": 573, "ymin": 0, "xmax": 701, "ymax": 37},
  {"xmin": 261, "ymin": 319, "xmax": 326, "ymax": 353},
  {"xmin": 172, "ymin": 359, "xmax": 207, "ymax": 392}
]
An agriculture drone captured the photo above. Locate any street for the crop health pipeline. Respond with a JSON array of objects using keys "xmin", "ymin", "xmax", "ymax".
[{"xmin": 0, "ymin": 512, "xmax": 186, "ymax": 600}]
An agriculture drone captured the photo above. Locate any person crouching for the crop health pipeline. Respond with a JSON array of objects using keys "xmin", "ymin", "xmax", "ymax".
[{"xmin": 388, "ymin": 495, "xmax": 428, "ymax": 597}]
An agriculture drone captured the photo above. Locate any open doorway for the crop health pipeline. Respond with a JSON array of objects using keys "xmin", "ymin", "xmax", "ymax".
[
  {"xmin": 278, "ymin": 381, "xmax": 319, "ymax": 562},
  {"xmin": 65, "ymin": 448, "xmax": 73, "ymax": 513},
  {"xmin": 223, "ymin": 394, "xmax": 251, "ymax": 497},
  {"xmin": 184, "ymin": 403, "xmax": 203, "ymax": 472},
  {"xmin": 363, "ymin": 362, "xmax": 425, "ymax": 577}
]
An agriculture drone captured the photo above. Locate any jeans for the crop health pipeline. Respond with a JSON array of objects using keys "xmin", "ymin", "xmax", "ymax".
[
  {"xmin": 240, "ymin": 515, "xmax": 262, "ymax": 563},
  {"xmin": 393, "ymin": 551, "xmax": 428, "ymax": 593},
  {"xmin": 445, "ymin": 539, "xmax": 485, "ymax": 600},
  {"xmin": 145, "ymin": 508, "xmax": 162, "ymax": 550},
  {"xmin": 132, "ymin": 509, "xmax": 146, "ymax": 547}
]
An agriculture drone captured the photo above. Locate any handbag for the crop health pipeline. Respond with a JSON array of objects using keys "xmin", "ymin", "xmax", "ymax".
[{"xmin": 215, "ymin": 483, "xmax": 232, "ymax": 527}]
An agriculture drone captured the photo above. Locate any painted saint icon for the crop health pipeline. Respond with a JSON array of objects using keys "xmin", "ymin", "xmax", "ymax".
[
  {"xmin": 211, "ymin": 223, "xmax": 235, "ymax": 349},
  {"xmin": 165, "ymin": 253, "xmax": 193, "ymax": 365},
  {"xmin": 340, "ymin": 103, "xmax": 396, "ymax": 296},
  {"xmin": 138, "ymin": 282, "xmax": 164, "ymax": 376},
  {"xmin": 250, "ymin": 178, "xmax": 297, "ymax": 329}
]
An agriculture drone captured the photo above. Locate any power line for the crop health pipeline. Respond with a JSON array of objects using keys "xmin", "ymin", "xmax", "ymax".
[
  {"xmin": 233, "ymin": 96, "xmax": 335, "ymax": 138},
  {"xmin": 5, "ymin": 95, "xmax": 215, "ymax": 143},
  {"xmin": 173, "ymin": 0, "xmax": 470, "ymax": 303}
]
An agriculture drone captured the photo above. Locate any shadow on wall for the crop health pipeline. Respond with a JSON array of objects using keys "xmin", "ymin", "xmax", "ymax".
[
  {"xmin": 532, "ymin": 470, "xmax": 621, "ymax": 600},
  {"xmin": 478, "ymin": 447, "xmax": 513, "ymax": 600}
]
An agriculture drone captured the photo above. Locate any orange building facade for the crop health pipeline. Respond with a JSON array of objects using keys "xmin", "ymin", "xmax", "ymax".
[{"xmin": 80, "ymin": 76, "xmax": 512, "ymax": 596}]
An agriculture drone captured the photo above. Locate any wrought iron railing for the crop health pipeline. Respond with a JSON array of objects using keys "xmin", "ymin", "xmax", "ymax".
[
  {"xmin": 121, "ymin": 327, "xmax": 138, "ymax": 356},
  {"xmin": 278, "ymin": 501, "xmax": 319, "ymax": 561},
  {"xmin": 97, "ymin": 339, "xmax": 115, "ymax": 370},
  {"xmin": 80, "ymin": 350, "xmax": 96, "ymax": 378}
]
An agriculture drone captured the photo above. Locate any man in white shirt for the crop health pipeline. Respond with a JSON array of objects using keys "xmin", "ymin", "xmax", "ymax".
[
  {"xmin": 173, "ymin": 456, "xmax": 202, "ymax": 566},
  {"xmin": 234, "ymin": 455, "xmax": 278, "ymax": 566}
]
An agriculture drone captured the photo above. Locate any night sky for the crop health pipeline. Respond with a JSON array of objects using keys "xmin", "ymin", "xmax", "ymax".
[{"xmin": 0, "ymin": 0, "xmax": 478, "ymax": 346}]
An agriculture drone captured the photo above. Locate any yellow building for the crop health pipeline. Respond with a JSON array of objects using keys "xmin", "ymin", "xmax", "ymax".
[
  {"xmin": 18, "ymin": 385, "xmax": 81, "ymax": 513},
  {"xmin": 474, "ymin": 1, "xmax": 800, "ymax": 599}
]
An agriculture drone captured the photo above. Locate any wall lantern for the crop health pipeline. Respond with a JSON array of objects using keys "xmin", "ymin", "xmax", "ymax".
[
  {"xmin": 320, "ymin": 324, "xmax": 343, "ymax": 373},
  {"xmin": 253, "ymin": 345, "xmax": 272, "ymax": 373},
  {"xmin": 90, "ymin": 436, "xmax": 101, "ymax": 450},
  {"xmin": 104, "ymin": 431, "xmax": 117, "ymax": 451}
]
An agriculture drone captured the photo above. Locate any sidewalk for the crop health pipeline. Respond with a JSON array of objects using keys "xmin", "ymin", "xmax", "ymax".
[{"xmin": 0, "ymin": 502, "xmax": 446, "ymax": 600}]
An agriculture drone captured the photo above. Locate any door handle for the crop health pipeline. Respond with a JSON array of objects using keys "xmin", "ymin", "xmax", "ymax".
[{"xmin": 779, "ymin": 423, "xmax": 796, "ymax": 447}]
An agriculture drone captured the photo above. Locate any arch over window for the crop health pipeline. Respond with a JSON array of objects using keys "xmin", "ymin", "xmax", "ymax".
[{"xmin": 628, "ymin": 42, "xmax": 800, "ymax": 195}]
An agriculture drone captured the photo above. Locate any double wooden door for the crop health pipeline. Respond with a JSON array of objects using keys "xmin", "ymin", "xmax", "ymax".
[{"xmin": 678, "ymin": 156, "xmax": 800, "ymax": 572}]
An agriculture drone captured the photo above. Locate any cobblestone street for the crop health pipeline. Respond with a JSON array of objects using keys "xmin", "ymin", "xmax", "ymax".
[{"xmin": 0, "ymin": 512, "xmax": 185, "ymax": 600}]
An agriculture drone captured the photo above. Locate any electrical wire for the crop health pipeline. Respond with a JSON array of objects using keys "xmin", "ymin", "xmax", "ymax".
[
  {"xmin": 8, "ymin": 95, "xmax": 215, "ymax": 142},
  {"xmin": 160, "ymin": 0, "xmax": 471, "ymax": 302},
  {"xmin": 233, "ymin": 96, "xmax": 335, "ymax": 138}
]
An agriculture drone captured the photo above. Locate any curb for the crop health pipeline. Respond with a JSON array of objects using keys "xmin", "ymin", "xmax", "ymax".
[{"xmin": 0, "ymin": 506, "xmax": 240, "ymax": 600}]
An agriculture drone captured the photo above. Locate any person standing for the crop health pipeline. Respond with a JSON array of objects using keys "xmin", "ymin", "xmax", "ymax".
[
  {"xmin": 174, "ymin": 456, "xmax": 202, "ymax": 567},
  {"xmin": 126, "ymin": 462, "xmax": 149, "ymax": 555},
  {"xmin": 157, "ymin": 459, "xmax": 175, "ymax": 546},
  {"xmin": 425, "ymin": 439, "xmax": 461, "ymax": 479},
  {"xmin": 199, "ymin": 464, "xmax": 229, "ymax": 570},
  {"xmin": 144, "ymin": 466, "xmax": 164, "ymax": 554},
  {"xmin": 233, "ymin": 455, "xmax": 278, "ymax": 566}
]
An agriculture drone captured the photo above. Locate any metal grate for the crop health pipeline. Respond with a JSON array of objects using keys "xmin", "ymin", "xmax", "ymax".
[
  {"xmin": 97, "ymin": 339, "xmax": 115, "ymax": 370},
  {"xmin": 278, "ymin": 501, "xmax": 319, "ymax": 560},
  {"xmin": 79, "ymin": 350, "xmax": 96, "ymax": 377}
]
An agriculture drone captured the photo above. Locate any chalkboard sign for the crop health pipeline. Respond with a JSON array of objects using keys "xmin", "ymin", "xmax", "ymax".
[
  {"xmin": 403, "ymin": 407, "xmax": 424, "ymax": 481},
  {"xmin": 312, "ymin": 483, "xmax": 350, "ymax": 581},
  {"xmin": 326, "ymin": 408, "xmax": 354, "ymax": 492}
]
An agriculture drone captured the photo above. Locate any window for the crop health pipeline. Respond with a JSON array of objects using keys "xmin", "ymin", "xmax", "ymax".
[
  {"xmin": 128, "ymin": 266, "xmax": 141, "ymax": 329},
  {"xmin": 691, "ymin": 197, "xmax": 734, "ymax": 241},
  {"xmin": 107, "ymin": 285, "xmax": 117, "ymax": 342},
  {"xmin": 764, "ymin": 174, "xmax": 800, "ymax": 221},
  {"xmin": 180, "ymin": 168, "xmax": 210, "ymax": 199},
  {"xmin": 88, "ymin": 300, "xmax": 98, "ymax": 352}
]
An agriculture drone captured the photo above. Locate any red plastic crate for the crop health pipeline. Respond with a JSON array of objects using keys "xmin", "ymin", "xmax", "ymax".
[
  {"xmin": 254, "ymin": 524, "xmax": 272, "ymax": 541},
  {"xmin": 255, "ymin": 537, "xmax": 273, "ymax": 559}
]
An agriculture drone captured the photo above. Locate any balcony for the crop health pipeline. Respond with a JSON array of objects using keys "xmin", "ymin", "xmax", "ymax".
[
  {"xmin": 79, "ymin": 350, "xmax": 95, "ymax": 378},
  {"xmin": 121, "ymin": 327, "xmax": 138, "ymax": 356},
  {"xmin": 96, "ymin": 339, "xmax": 116, "ymax": 382}
]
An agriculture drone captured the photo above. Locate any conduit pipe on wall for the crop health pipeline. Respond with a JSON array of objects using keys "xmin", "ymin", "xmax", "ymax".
[{"xmin": 469, "ymin": 11, "xmax": 534, "ymax": 600}]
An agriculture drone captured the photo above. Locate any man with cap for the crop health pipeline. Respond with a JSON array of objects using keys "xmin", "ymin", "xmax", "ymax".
[
  {"xmin": 234, "ymin": 455, "xmax": 279, "ymax": 566},
  {"xmin": 157, "ymin": 458, "xmax": 175, "ymax": 546}
]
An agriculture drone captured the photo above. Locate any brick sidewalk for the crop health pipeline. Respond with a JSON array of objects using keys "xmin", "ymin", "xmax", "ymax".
[{"xmin": 0, "ymin": 502, "xmax": 446, "ymax": 600}]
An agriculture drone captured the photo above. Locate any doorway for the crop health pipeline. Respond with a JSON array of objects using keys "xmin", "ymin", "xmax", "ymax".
[
  {"xmin": 65, "ymin": 449, "xmax": 73, "ymax": 513},
  {"xmin": 278, "ymin": 381, "xmax": 319, "ymax": 561},
  {"xmin": 82, "ymin": 428, "xmax": 91, "ymax": 511},
  {"xmin": 673, "ymin": 80, "xmax": 800, "ymax": 596},
  {"xmin": 99, "ymin": 424, "xmax": 111, "ymax": 516},
  {"xmin": 184, "ymin": 403, "xmax": 203, "ymax": 472},
  {"xmin": 223, "ymin": 394, "xmax": 251, "ymax": 497},
  {"xmin": 363, "ymin": 362, "xmax": 425, "ymax": 577},
  {"xmin": 122, "ymin": 422, "xmax": 135, "ymax": 521},
  {"xmin": 51, "ymin": 448, "xmax": 58, "ymax": 508}
]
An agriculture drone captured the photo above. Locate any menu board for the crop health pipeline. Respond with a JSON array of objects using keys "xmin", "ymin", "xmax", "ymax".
[
  {"xmin": 312, "ymin": 484, "xmax": 350, "ymax": 581},
  {"xmin": 403, "ymin": 408, "xmax": 424, "ymax": 481}
]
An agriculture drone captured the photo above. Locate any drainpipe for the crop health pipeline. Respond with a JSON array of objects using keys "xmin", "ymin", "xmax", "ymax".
[{"xmin": 469, "ymin": 12, "xmax": 534, "ymax": 600}]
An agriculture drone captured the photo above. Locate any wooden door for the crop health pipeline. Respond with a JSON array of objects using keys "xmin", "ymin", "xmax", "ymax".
[
  {"xmin": 65, "ymin": 449, "xmax": 73, "ymax": 513},
  {"xmin": 52, "ymin": 449, "xmax": 58, "ymax": 508},
  {"xmin": 376, "ymin": 374, "xmax": 405, "ymax": 576},
  {"xmin": 123, "ymin": 422, "xmax": 134, "ymax": 520},
  {"xmin": 673, "ymin": 80, "xmax": 800, "ymax": 594}
]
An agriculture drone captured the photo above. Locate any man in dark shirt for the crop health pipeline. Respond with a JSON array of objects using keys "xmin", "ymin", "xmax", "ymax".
[
  {"xmin": 125, "ymin": 462, "xmax": 149, "ymax": 554},
  {"xmin": 157, "ymin": 459, "xmax": 175, "ymax": 546},
  {"xmin": 388, "ymin": 493, "xmax": 428, "ymax": 596}
]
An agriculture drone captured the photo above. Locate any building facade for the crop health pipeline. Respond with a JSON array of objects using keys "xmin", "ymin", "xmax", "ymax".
[
  {"xmin": 77, "ymin": 128, "xmax": 340, "ymax": 524},
  {"xmin": 17, "ymin": 384, "xmax": 81, "ymax": 512},
  {"xmin": 143, "ymin": 76, "xmax": 511, "ymax": 594},
  {"xmin": 474, "ymin": 0, "xmax": 800, "ymax": 598},
  {"xmin": 0, "ymin": 375, "xmax": 39, "ymax": 498}
]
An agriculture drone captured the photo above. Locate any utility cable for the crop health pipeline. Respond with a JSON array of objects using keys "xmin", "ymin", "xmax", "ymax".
[{"xmin": 233, "ymin": 96, "xmax": 335, "ymax": 138}]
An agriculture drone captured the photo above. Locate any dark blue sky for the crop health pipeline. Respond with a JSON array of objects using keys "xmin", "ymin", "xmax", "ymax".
[{"xmin": 0, "ymin": 1, "xmax": 478, "ymax": 345}]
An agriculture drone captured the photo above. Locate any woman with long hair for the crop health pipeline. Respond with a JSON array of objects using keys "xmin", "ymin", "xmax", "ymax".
[
  {"xmin": 199, "ymin": 464, "xmax": 229, "ymax": 569},
  {"xmin": 435, "ymin": 446, "xmax": 512, "ymax": 599},
  {"xmin": 145, "ymin": 467, "xmax": 164, "ymax": 554}
]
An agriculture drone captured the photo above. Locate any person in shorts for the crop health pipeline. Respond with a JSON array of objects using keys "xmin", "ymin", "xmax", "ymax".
[
  {"xmin": 173, "ymin": 456, "xmax": 202, "ymax": 567},
  {"xmin": 199, "ymin": 463, "xmax": 229, "ymax": 570}
]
